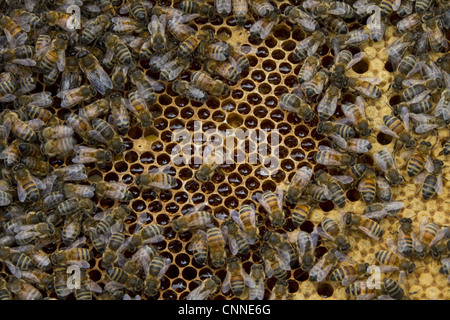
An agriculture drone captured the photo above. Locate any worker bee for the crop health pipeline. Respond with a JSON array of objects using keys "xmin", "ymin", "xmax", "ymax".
[
  {"xmin": 260, "ymin": 244, "xmax": 290, "ymax": 279},
  {"xmin": 284, "ymin": 166, "xmax": 313, "ymax": 205},
  {"xmin": 120, "ymin": 244, "xmax": 158, "ymax": 275},
  {"xmin": 317, "ymin": 121, "xmax": 356, "ymax": 149},
  {"xmin": 103, "ymin": 33, "xmax": 133, "ymax": 66},
  {"xmin": 222, "ymin": 218, "xmax": 250, "ymax": 255},
  {"xmin": 315, "ymin": 170, "xmax": 348, "ymax": 208},
  {"xmin": 297, "ymin": 230, "xmax": 318, "ymax": 271},
  {"xmin": 222, "ymin": 256, "xmax": 255, "ymax": 297},
  {"xmin": 375, "ymin": 176, "xmax": 393, "ymax": 202},
  {"xmin": 77, "ymin": 51, "xmax": 113, "ymax": 95},
  {"xmin": 297, "ymin": 54, "xmax": 321, "ymax": 85},
  {"xmin": 93, "ymin": 181, "xmax": 133, "ymax": 202},
  {"xmin": 40, "ymin": 11, "xmax": 79, "ymax": 31},
  {"xmin": 316, "ymin": 217, "xmax": 350, "ymax": 253},
  {"xmin": 187, "ymin": 275, "xmax": 221, "ymax": 300},
  {"xmin": 136, "ymin": 166, "xmax": 177, "ymax": 191},
  {"xmin": 345, "ymin": 77, "xmax": 382, "ymax": 99},
  {"xmin": 42, "ymin": 136, "xmax": 77, "ymax": 158},
  {"xmin": 81, "ymin": 14, "xmax": 111, "ymax": 45},
  {"xmin": 366, "ymin": 6, "xmax": 386, "ymax": 42},
  {"xmin": 341, "ymin": 212, "xmax": 384, "ymax": 241},
  {"xmin": 88, "ymin": 118, "xmax": 125, "ymax": 154},
  {"xmin": 57, "ymin": 85, "xmax": 97, "ymax": 109},
  {"xmin": 414, "ymin": 159, "xmax": 444, "ymax": 201},
  {"xmin": 248, "ymin": 264, "xmax": 265, "ymax": 300},
  {"xmin": 396, "ymin": 218, "xmax": 421, "ymax": 259},
  {"xmin": 401, "ymin": 79, "xmax": 439, "ymax": 103},
  {"xmin": 0, "ymin": 182, "xmax": 13, "ymax": 207},
  {"xmin": 111, "ymin": 64, "xmax": 129, "ymax": 91},
  {"xmin": 14, "ymin": 221, "xmax": 55, "ymax": 246},
  {"xmin": 37, "ymin": 34, "xmax": 67, "ymax": 74},
  {"xmin": 206, "ymin": 59, "xmax": 240, "ymax": 81},
  {"xmin": 373, "ymin": 147, "xmax": 404, "ymax": 186},
  {"xmin": 375, "ymin": 239, "xmax": 417, "ymax": 275},
  {"xmin": 124, "ymin": 90, "xmax": 153, "ymax": 128},
  {"xmin": 120, "ymin": 0, "xmax": 149, "ymax": 22},
  {"xmin": 256, "ymin": 187, "xmax": 285, "ymax": 228},
  {"xmin": 357, "ymin": 168, "xmax": 377, "ymax": 204},
  {"xmin": 310, "ymin": 249, "xmax": 348, "ymax": 282},
  {"xmin": 249, "ymin": 9, "xmax": 279, "ymax": 40},
  {"xmin": 180, "ymin": 0, "xmax": 214, "ymax": 18},
  {"xmin": 95, "ymin": 205, "xmax": 130, "ymax": 235},
  {"xmin": 195, "ymin": 145, "xmax": 225, "ymax": 183},
  {"xmin": 172, "ymin": 206, "xmax": 214, "ymax": 233},
  {"xmin": 111, "ymin": 16, "xmax": 145, "ymax": 34},
  {"xmin": 284, "ymin": 5, "xmax": 319, "ymax": 32},
  {"xmin": 143, "ymin": 255, "xmax": 171, "ymax": 297},
  {"xmin": 14, "ymin": 267, "xmax": 53, "ymax": 292},
  {"xmin": 215, "ymin": 0, "xmax": 232, "ymax": 16},
  {"xmin": 63, "ymin": 183, "xmax": 95, "ymax": 199},
  {"xmin": 401, "ymin": 140, "xmax": 434, "ymax": 178},
  {"xmin": 330, "ymin": 261, "xmax": 371, "ymax": 287},
  {"xmin": 127, "ymin": 216, "xmax": 165, "ymax": 252},
  {"xmin": 206, "ymin": 225, "xmax": 227, "ymax": 268},
  {"xmin": 7, "ymin": 278, "xmax": 42, "ymax": 300},
  {"xmin": 51, "ymin": 237, "xmax": 93, "ymax": 268},
  {"xmin": 146, "ymin": 14, "xmax": 167, "ymax": 53},
  {"xmin": 317, "ymin": 84, "xmax": 340, "ymax": 120},
  {"xmin": 0, "ymin": 139, "xmax": 21, "ymax": 167},
  {"xmin": 264, "ymin": 231, "xmax": 298, "ymax": 267},
  {"xmin": 167, "ymin": 15, "xmax": 196, "ymax": 42},
  {"xmin": 330, "ymin": 48, "xmax": 365, "ymax": 87},
  {"xmin": 23, "ymin": 105, "xmax": 58, "ymax": 128},
  {"xmin": 268, "ymin": 280, "xmax": 290, "ymax": 300},
  {"xmin": 0, "ymin": 246, "xmax": 36, "ymax": 274},
  {"xmin": 423, "ymin": 16, "xmax": 448, "ymax": 52},
  {"xmin": 293, "ymin": 30, "xmax": 326, "ymax": 62},
  {"xmin": 291, "ymin": 202, "xmax": 316, "ymax": 228},
  {"xmin": 415, "ymin": 217, "xmax": 448, "ymax": 259},
  {"xmin": 0, "ymin": 14, "xmax": 27, "ymax": 46},
  {"xmin": 314, "ymin": 145, "xmax": 355, "ymax": 167},
  {"xmin": 106, "ymin": 266, "xmax": 144, "ymax": 292},
  {"xmin": 78, "ymin": 100, "xmax": 110, "ymax": 122},
  {"xmin": 439, "ymin": 258, "xmax": 450, "ymax": 282},
  {"xmin": 346, "ymin": 280, "xmax": 377, "ymax": 300},
  {"xmin": 172, "ymin": 80, "xmax": 209, "ymax": 103},
  {"xmin": 2, "ymin": 110, "xmax": 39, "ymax": 143},
  {"xmin": 190, "ymin": 70, "xmax": 229, "ymax": 96},
  {"xmin": 129, "ymin": 68, "xmax": 163, "ymax": 104},
  {"xmin": 109, "ymin": 93, "xmax": 131, "ymax": 135},
  {"xmin": 230, "ymin": 204, "xmax": 259, "ymax": 244},
  {"xmin": 56, "ymin": 197, "xmax": 95, "ymax": 217},
  {"xmin": 279, "ymin": 90, "xmax": 315, "ymax": 122},
  {"xmin": 0, "ymin": 72, "xmax": 16, "ymax": 103},
  {"xmin": 101, "ymin": 226, "xmax": 126, "ymax": 269},
  {"xmin": 250, "ymin": 0, "xmax": 275, "ymax": 17},
  {"xmin": 160, "ymin": 56, "xmax": 190, "ymax": 82},
  {"xmin": 13, "ymin": 164, "xmax": 49, "ymax": 203},
  {"xmin": 72, "ymin": 145, "xmax": 112, "ymax": 165},
  {"xmin": 62, "ymin": 211, "xmax": 84, "ymax": 245},
  {"xmin": 188, "ymin": 229, "xmax": 208, "ymax": 265}
]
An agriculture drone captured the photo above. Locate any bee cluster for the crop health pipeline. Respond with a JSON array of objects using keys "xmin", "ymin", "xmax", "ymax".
[{"xmin": 0, "ymin": 0, "xmax": 448, "ymax": 300}]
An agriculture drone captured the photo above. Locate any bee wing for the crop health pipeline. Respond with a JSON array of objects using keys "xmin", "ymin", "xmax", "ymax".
[
  {"xmin": 187, "ymin": 282, "xmax": 209, "ymax": 300},
  {"xmin": 243, "ymin": 269, "xmax": 256, "ymax": 288},
  {"xmin": 291, "ymin": 166, "xmax": 313, "ymax": 187},
  {"xmin": 62, "ymin": 164, "xmax": 88, "ymax": 181},
  {"xmin": 346, "ymin": 52, "xmax": 366, "ymax": 70},
  {"xmin": 430, "ymin": 227, "xmax": 447, "ymax": 248},
  {"xmin": 221, "ymin": 271, "xmax": 231, "ymax": 293},
  {"xmin": 334, "ymin": 175, "xmax": 354, "ymax": 185},
  {"xmin": 105, "ymin": 281, "xmax": 126, "ymax": 292},
  {"xmin": 341, "ymin": 275, "xmax": 359, "ymax": 287},
  {"xmin": 57, "ymin": 49, "xmax": 65, "ymax": 72},
  {"xmin": 67, "ymin": 260, "xmax": 91, "ymax": 269},
  {"xmin": 315, "ymin": 226, "xmax": 334, "ymax": 241},
  {"xmin": 358, "ymin": 226, "xmax": 380, "ymax": 241},
  {"xmin": 406, "ymin": 61, "xmax": 426, "ymax": 78},
  {"xmin": 17, "ymin": 183, "xmax": 27, "ymax": 202},
  {"xmin": 330, "ymin": 133, "xmax": 348, "ymax": 149},
  {"xmin": 435, "ymin": 174, "xmax": 443, "ymax": 195},
  {"xmin": 413, "ymin": 171, "xmax": 428, "ymax": 185},
  {"xmin": 87, "ymin": 280, "xmax": 103, "ymax": 293}
]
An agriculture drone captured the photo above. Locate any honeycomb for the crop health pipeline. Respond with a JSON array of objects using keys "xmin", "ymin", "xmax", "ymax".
[{"xmin": 0, "ymin": 0, "xmax": 448, "ymax": 301}]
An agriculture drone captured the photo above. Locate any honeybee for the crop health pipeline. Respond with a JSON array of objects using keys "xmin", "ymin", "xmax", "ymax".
[
  {"xmin": 106, "ymin": 266, "xmax": 143, "ymax": 292},
  {"xmin": 62, "ymin": 211, "xmax": 83, "ymax": 245},
  {"xmin": 256, "ymin": 187, "xmax": 285, "ymax": 228},
  {"xmin": 230, "ymin": 204, "xmax": 259, "ymax": 244},
  {"xmin": 207, "ymin": 225, "xmax": 227, "ymax": 268},
  {"xmin": 88, "ymin": 118, "xmax": 125, "ymax": 154},
  {"xmin": 330, "ymin": 261, "xmax": 370, "ymax": 287},
  {"xmin": 103, "ymin": 33, "xmax": 133, "ymax": 65},
  {"xmin": 0, "ymin": 182, "xmax": 13, "ymax": 207},
  {"xmin": 74, "ymin": 268, "xmax": 103, "ymax": 300},
  {"xmin": 401, "ymin": 79, "xmax": 439, "ymax": 103},
  {"xmin": 167, "ymin": 16, "xmax": 196, "ymax": 42},
  {"xmin": 250, "ymin": 0, "xmax": 275, "ymax": 17},
  {"xmin": 373, "ymin": 147, "xmax": 404, "ymax": 186},
  {"xmin": 160, "ymin": 56, "xmax": 191, "ymax": 82},
  {"xmin": 215, "ymin": 0, "xmax": 232, "ymax": 17},
  {"xmin": 401, "ymin": 140, "xmax": 434, "ymax": 178},
  {"xmin": 120, "ymin": 0, "xmax": 149, "ymax": 22},
  {"xmin": 178, "ymin": 32, "xmax": 205, "ymax": 59},
  {"xmin": 93, "ymin": 181, "xmax": 133, "ymax": 202},
  {"xmin": 0, "ymin": 246, "xmax": 35, "ymax": 273},
  {"xmin": 2, "ymin": 110, "xmax": 39, "ymax": 143},
  {"xmin": 111, "ymin": 16, "xmax": 145, "ymax": 34},
  {"xmin": 109, "ymin": 93, "xmax": 131, "ymax": 135},
  {"xmin": 222, "ymin": 256, "xmax": 255, "ymax": 297},
  {"xmin": 415, "ymin": 217, "xmax": 447, "ymax": 259},
  {"xmin": 136, "ymin": 166, "xmax": 177, "ymax": 191},
  {"xmin": 269, "ymin": 280, "xmax": 290, "ymax": 300},
  {"xmin": 72, "ymin": 145, "xmax": 112, "ymax": 165},
  {"xmin": 51, "ymin": 237, "xmax": 93, "ymax": 268},
  {"xmin": 63, "ymin": 183, "xmax": 95, "ymax": 199},
  {"xmin": 222, "ymin": 218, "xmax": 250, "ymax": 255},
  {"xmin": 129, "ymin": 68, "xmax": 163, "ymax": 104},
  {"xmin": 316, "ymin": 217, "xmax": 350, "ymax": 253},
  {"xmin": 13, "ymin": 164, "xmax": 48, "ymax": 203},
  {"xmin": 345, "ymin": 77, "xmax": 382, "ymax": 99},
  {"xmin": 23, "ymin": 105, "xmax": 58, "ymax": 128},
  {"xmin": 187, "ymin": 275, "xmax": 221, "ymax": 300},
  {"xmin": 41, "ymin": 136, "xmax": 77, "ymax": 158},
  {"xmin": 206, "ymin": 59, "xmax": 239, "ymax": 81},
  {"xmin": 410, "ymin": 113, "xmax": 448, "ymax": 135},
  {"xmin": 249, "ymin": 9, "xmax": 279, "ymax": 40},
  {"xmin": 37, "ymin": 34, "xmax": 67, "ymax": 74},
  {"xmin": 279, "ymin": 90, "xmax": 315, "ymax": 122},
  {"xmin": 79, "ymin": 100, "xmax": 110, "ymax": 122},
  {"xmin": 56, "ymin": 198, "xmax": 96, "ymax": 216},
  {"xmin": 297, "ymin": 54, "xmax": 321, "ymax": 86},
  {"xmin": 171, "ymin": 206, "xmax": 214, "ymax": 233},
  {"xmin": 397, "ymin": 13, "xmax": 421, "ymax": 34},
  {"xmin": 127, "ymin": 217, "xmax": 165, "ymax": 252},
  {"xmin": 57, "ymin": 85, "xmax": 97, "ymax": 109},
  {"xmin": 346, "ymin": 280, "xmax": 377, "ymax": 300},
  {"xmin": 296, "ymin": 230, "xmax": 318, "ymax": 271},
  {"xmin": 195, "ymin": 146, "xmax": 224, "ymax": 183},
  {"xmin": 248, "ymin": 264, "xmax": 265, "ymax": 300},
  {"xmin": 309, "ymin": 249, "xmax": 348, "ymax": 282},
  {"xmin": 439, "ymin": 258, "xmax": 450, "ymax": 282},
  {"xmin": 260, "ymin": 244, "xmax": 290, "ymax": 279},
  {"xmin": 101, "ymin": 226, "xmax": 126, "ymax": 269},
  {"xmin": 375, "ymin": 239, "xmax": 417, "ymax": 275},
  {"xmin": 423, "ymin": 17, "xmax": 448, "ymax": 52},
  {"xmin": 172, "ymin": 80, "xmax": 209, "ymax": 103},
  {"xmin": 314, "ymin": 145, "xmax": 355, "ymax": 167},
  {"xmin": 317, "ymin": 84, "xmax": 340, "ymax": 120},
  {"xmin": 264, "ymin": 231, "xmax": 298, "ymax": 267},
  {"xmin": 180, "ymin": 0, "xmax": 214, "ymax": 18},
  {"xmin": 17, "ymin": 268, "xmax": 54, "ymax": 291},
  {"xmin": 0, "ymin": 14, "xmax": 27, "ymax": 46},
  {"xmin": 366, "ymin": 6, "xmax": 386, "ymax": 42},
  {"xmin": 0, "ymin": 72, "xmax": 16, "ymax": 103},
  {"xmin": 0, "ymin": 45, "xmax": 36, "ymax": 70},
  {"xmin": 14, "ymin": 221, "xmax": 55, "ymax": 246},
  {"xmin": 357, "ymin": 168, "xmax": 377, "ymax": 204},
  {"xmin": 120, "ymin": 244, "xmax": 158, "ymax": 275},
  {"xmin": 81, "ymin": 14, "xmax": 111, "ymax": 45},
  {"xmin": 341, "ymin": 99, "xmax": 370, "ymax": 139},
  {"xmin": 94, "ymin": 205, "xmax": 129, "ymax": 235},
  {"xmin": 293, "ymin": 30, "xmax": 326, "ymax": 62},
  {"xmin": 110, "ymin": 64, "xmax": 129, "ymax": 91},
  {"xmin": 147, "ymin": 14, "xmax": 167, "ymax": 53},
  {"xmin": 291, "ymin": 202, "xmax": 316, "ymax": 228},
  {"xmin": 317, "ymin": 121, "xmax": 356, "ymax": 149},
  {"xmin": 188, "ymin": 229, "xmax": 208, "ymax": 265},
  {"xmin": 143, "ymin": 255, "xmax": 171, "ymax": 297},
  {"xmin": 396, "ymin": 217, "xmax": 421, "ymax": 259},
  {"xmin": 341, "ymin": 212, "xmax": 384, "ymax": 241},
  {"xmin": 284, "ymin": 166, "xmax": 313, "ymax": 205},
  {"xmin": 124, "ymin": 90, "xmax": 153, "ymax": 128},
  {"xmin": 77, "ymin": 51, "xmax": 113, "ymax": 95},
  {"xmin": 190, "ymin": 70, "xmax": 229, "ymax": 96},
  {"xmin": 284, "ymin": 5, "xmax": 319, "ymax": 32},
  {"xmin": 40, "ymin": 11, "xmax": 79, "ymax": 31},
  {"xmin": 7, "ymin": 278, "xmax": 42, "ymax": 300},
  {"xmin": 315, "ymin": 170, "xmax": 348, "ymax": 208}
]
